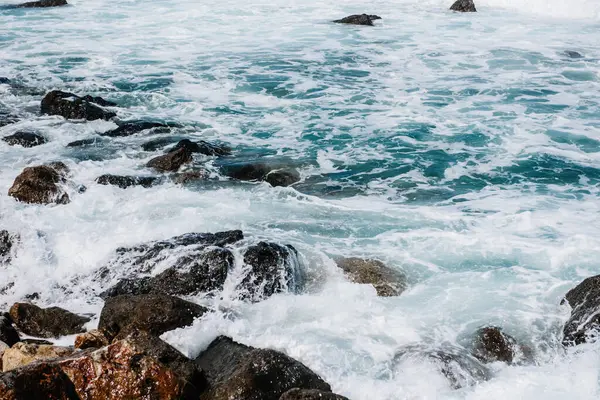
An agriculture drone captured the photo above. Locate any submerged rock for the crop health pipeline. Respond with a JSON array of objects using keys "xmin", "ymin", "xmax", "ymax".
[
  {"xmin": 95, "ymin": 174, "xmax": 158, "ymax": 189},
  {"xmin": 221, "ymin": 162, "xmax": 300, "ymax": 187},
  {"xmin": 8, "ymin": 163, "xmax": 70, "ymax": 205},
  {"xmin": 169, "ymin": 139, "xmax": 232, "ymax": 157},
  {"xmin": 14, "ymin": 0, "xmax": 67, "ymax": 7},
  {"xmin": 66, "ymin": 138, "xmax": 102, "ymax": 147},
  {"xmin": 74, "ymin": 329, "xmax": 109, "ymax": 350},
  {"xmin": 336, "ymin": 257, "xmax": 407, "ymax": 297},
  {"xmin": 0, "ymin": 78, "xmax": 9, "ymax": 84},
  {"xmin": 2, "ymin": 132, "xmax": 47, "ymax": 148},
  {"xmin": 265, "ymin": 169, "xmax": 301, "ymax": 187},
  {"xmin": 240, "ymin": 242, "xmax": 302, "ymax": 301},
  {"xmin": 9, "ymin": 303, "xmax": 90, "ymax": 338},
  {"xmin": 98, "ymin": 294, "xmax": 207, "ymax": 341},
  {"xmin": 393, "ymin": 345, "xmax": 490, "ymax": 389},
  {"xmin": 280, "ymin": 388, "xmax": 350, "ymax": 400},
  {"xmin": 101, "ymin": 121, "xmax": 171, "ymax": 137},
  {"xmin": 147, "ymin": 147, "xmax": 192, "ymax": 172},
  {"xmin": 450, "ymin": 0, "xmax": 477, "ymax": 12},
  {"xmin": 564, "ymin": 50, "xmax": 584, "ymax": 59},
  {"xmin": 2, "ymin": 343, "xmax": 75, "ymax": 372},
  {"xmin": 333, "ymin": 14, "xmax": 380, "ymax": 26},
  {"xmin": 562, "ymin": 274, "xmax": 600, "ymax": 345},
  {"xmin": 173, "ymin": 170, "xmax": 209, "ymax": 184},
  {"xmin": 0, "ymin": 316, "xmax": 20, "ymax": 347},
  {"xmin": 141, "ymin": 136, "xmax": 178, "ymax": 151},
  {"xmin": 0, "ymin": 230, "xmax": 17, "ymax": 264},
  {"xmin": 0, "ymin": 331, "xmax": 205, "ymax": 399},
  {"xmin": 471, "ymin": 327, "xmax": 531, "ymax": 364},
  {"xmin": 195, "ymin": 336, "xmax": 331, "ymax": 400},
  {"xmin": 41, "ymin": 90, "xmax": 115, "ymax": 121}
]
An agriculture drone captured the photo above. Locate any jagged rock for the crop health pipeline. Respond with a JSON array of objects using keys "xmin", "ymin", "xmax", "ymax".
[
  {"xmin": 74, "ymin": 329, "xmax": 109, "ymax": 350},
  {"xmin": 8, "ymin": 164, "xmax": 70, "ymax": 204},
  {"xmin": 265, "ymin": 169, "xmax": 301, "ymax": 187},
  {"xmin": 141, "ymin": 137, "xmax": 178, "ymax": 151},
  {"xmin": 147, "ymin": 147, "xmax": 192, "ymax": 172},
  {"xmin": 66, "ymin": 138, "xmax": 101, "ymax": 147},
  {"xmin": 0, "ymin": 331, "xmax": 205, "ymax": 399},
  {"xmin": 0, "ymin": 78, "xmax": 9, "ymax": 84},
  {"xmin": 562, "ymin": 274, "xmax": 600, "ymax": 345},
  {"xmin": 98, "ymin": 294, "xmax": 207, "ymax": 341},
  {"xmin": 9, "ymin": 303, "xmax": 90, "ymax": 338},
  {"xmin": 2, "ymin": 132, "xmax": 47, "ymax": 148},
  {"xmin": 0, "ymin": 230, "xmax": 16, "ymax": 264},
  {"xmin": 169, "ymin": 139, "xmax": 232, "ymax": 157},
  {"xmin": 471, "ymin": 327, "xmax": 529, "ymax": 364},
  {"xmin": 14, "ymin": 0, "xmax": 67, "ymax": 7},
  {"xmin": 221, "ymin": 162, "xmax": 272, "ymax": 181},
  {"xmin": 0, "ymin": 341, "xmax": 8, "ymax": 371},
  {"xmin": 280, "ymin": 388, "xmax": 350, "ymax": 400},
  {"xmin": 333, "ymin": 14, "xmax": 380, "ymax": 26},
  {"xmin": 41, "ymin": 90, "xmax": 115, "ymax": 121},
  {"xmin": 450, "ymin": 0, "xmax": 476, "ymax": 12},
  {"xmin": 335, "ymin": 257, "xmax": 407, "ymax": 297},
  {"xmin": 0, "ymin": 362, "xmax": 80, "ymax": 399},
  {"xmin": 96, "ymin": 174, "xmax": 158, "ymax": 189},
  {"xmin": 101, "ymin": 247, "xmax": 234, "ymax": 299},
  {"xmin": 393, "ymin": 345, "xmax": 490, "ymax": 389},
  {"xmin": 195, "ymin": 336, "xmax": 331, "ymax": 400},
  {"xmin": 173, "ymin": 170, "xmax": 209, "ymax": 184},
  {"xmin": 0, "ymin": 316, "xmax": 20, "ymax": 347},
  {"xmin": 101, "ymin": 121, "xmax": 171, "ymax": 137},
  {"xmin": 239, "ymin": 242, "xmax": 302, "ymax": 301},
  {"xmin": 2, "ymin": 343, "xmax": 75, "ymax": 372}
]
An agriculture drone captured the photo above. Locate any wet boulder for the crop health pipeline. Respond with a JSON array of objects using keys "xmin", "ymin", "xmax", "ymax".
[
  {"xmin": 141, "ymin": 136, "xmax": 178, "ymax": 151},
  {"xmin": 333, "ymin": 14, "xmax": 380, "ymax": 26},
  {"xmin": 0, "ymin": 230, "xmax": 17, "ymax": 264},
  {"xmin": 8, "ymin": 163, "xmax": 70, "ymax": 205},
  {"xmin": 471, "ymin": 327, "xmax": 531, "ymax": 364},
  {"xmin": 9, "ymin": 303, "xmax": 90, "ymax": 338},
  {"xmin": 2, "ymin": 132, "xmax": 47, "ymax": 148},
  {"xmin": 565, "ymin": 50, "xmax": 583, "ymax": 59},
  {"xmin": 169, "ymin": 139, "xmax": 232, "ymax": 157},
  {"xmin": 195, "ymin": 336, "xmax": 331, "ymax": 400},
  {"xmin": 0, "ymin": 78, "xmax": 9, "ymax": 84},
  {"xmin": 0, "ymin": 362, "xmax": 80, "ymax": 400},
  {"xmin": 101, "ymin": 120, "xmax": 172, "ymax": 137},
  {"xmin": 96, "ymin": 174, "xmax": 158, "ymax": 189},
  {"xmin": 336, "ymin": 257, "xmax": 407, "ymax": 297},
  {"xmin": 66, "ymin": 138, "xmax": 102, "ymax": 147},
  {"xmin": 173, "ymin": 170, "xmax": 209, "ymax": 184},
  {"xmin": 41, "ymin": 90, "xmax": 116, "ymax": 121},
  {"xmin": 98, "ymin": 294, "xmax": 207, "ymax": 341},
  {"xmin": 221, "ymin": 162, "xmax": 272, "ymax": 181},
  {"xmin": 2, "ymin": 343, "xmax": 75, "ymax": 372},
  {"xmin": 562, "ymin": 274, "xmax": 600, "ymax": 345},
  {"xmin": 147, "ymin": 147, "xmax": 192, "ymax": 172},
  {"xmin": 74, "ymin": 329, "xmax": 109, "ymax": 350},
  {"xmin": 280, "ymin": 389, "xmax": 350, "ymax": 400},
  {"xmin": 450, "ymin": 0, "xmax": 477, "ymax": 12},
  {"xmin": 14, "ymin": 0, "xmax": 67, "ymax": 7},
  {"xmin": 265, "ymin": 169, "xmax": 301, "ymax": 187},
  {"xmin": 393, "ymin": 345, "xmax": 490, "ymax": 389},
  {"xmin": 239, "ymin": 242, "xmax": 302, "ymax": 301},
  {"xmin": 101, "ymin": 247, "xmax": 234, "ymax": 299},
  {"xmin": 0, "ymin": 316, "xmax": 20, "ymax": 347}
]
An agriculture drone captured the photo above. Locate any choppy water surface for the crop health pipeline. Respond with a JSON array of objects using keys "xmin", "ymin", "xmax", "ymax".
[{"xmin": 1, "ymin": 0, "xmax": 600, "ymax": 398}]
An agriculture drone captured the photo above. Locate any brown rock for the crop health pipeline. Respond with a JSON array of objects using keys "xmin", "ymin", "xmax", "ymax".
[
  {"xmin": 335, "ymin": 257, "xmax": 407, "ymax": 296},
  {"xmin": 8, "ymin": 164, "xmax": 69, "ymax": 205},
  {"xmin": 0, "ymin": 362, "xmax": 80, "ymax": 400},
  {"xmin": 74, "ymin": 329, "xmax": 109, "ymax": 350},
  {"xmin": 2, "ymin": 342, "xmax": 75, "ymax": 372},
  {"xmin": 147, "ymin": 147, "xmax": 192, "ymax": 172},
  {"xmin": 173, "ymin": 170, "xmax": 209, "ymax": 184},
  {"xmin": 280, "ymin": 388, "xmax": 350, "ymax": 400},
  {"xmin": 9, "ymin": 303, "xmax": 90, "ymax": 338}
]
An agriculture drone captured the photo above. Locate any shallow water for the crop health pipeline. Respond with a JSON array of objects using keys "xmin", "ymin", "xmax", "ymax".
[{"xmin": 1, "ymin": 0, "xmax": 600, "ymax": 398}]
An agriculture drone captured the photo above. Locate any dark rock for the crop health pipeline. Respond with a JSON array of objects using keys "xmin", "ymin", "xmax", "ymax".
[
  {"xmin": 0, "ymin": 316, "xmax": 20, "ymax": 347},
  {"xmin": 41, "ymin": 90, "xmax": 116, "ymax": 121},
  {"xmin": 9, "ymin": 303, "xmax": 90, "ymax": 338},
  {"xmin": 147, "ymin": 147, "xmax": 192, "ymax": 172},
  {"xmin": 280, "ymin": 389, "xmax": 350, "ymax": 400},
  {"xmin": 66, "ymin": 138, "xmax": 101, "ymax": 147},
  {"xmin": 222, "ymin": 162, "xmax": 272, "ymax": 181},
  {"xmin": 98, "ymin": 294, "xmax": 207, "ymax": 341},
  {"xmin": 0, "ymin": 78, "xmax": 9, "ymax": 84},
  {"xmin": 169, "ymin": 139, "xmax": 232, "ymax": 157},
  {"xmin": 450, "ymin": 0, "xmax": 477, "ymax": 12},
  {"xmin": 20, "ymin": 339, "xmax": 53, "ymax": 345},
  {"xmin": 101, "ymin": 248, "xmax": 234, "ymax": 299},
  {"xmin": 562, "ymin": 274, "xmax": 600, "ymax": 345},
  {"xmin": 81, "ymin": 95, "xmax": 116, "ymax": 107},
  {"xmin": 2, "ymin": 132, "xmax": 47, "ymax": 148},
  {"xmin": 14, "ymin": 0, "xmax": 67, "ymax": 7},
  {"xmin": 335, "ymin": 257, "xmax": 406, "ymax": 297},
  {"xmin": 0, "ymin": 362, "xmax": 80, "ymax": 400},
  {"xmin": 240, "ymin": 242, "xmax": 302, "ymax": 301},
  {"xmin": 101, "ymin": 121, "xmax": 171, "ymax": 137},
  {"xmin": 8, "ymin": 164, "xmax": 70, "ymax": 205},
  {"xmin": 471, "ymin": 327, "xmax": 526, "ymax": 364},
  {"xmin": 265, "ymin": 169, "xmax": 301, "ymax": 187},
  {"xmin": 95, "ymin": 174, "xmax": 158, "ymax": 189},
  {"xmin": 0, "ymin": 230, "xmax": 16, "ymax": 264},
  {"xmin": 142, "ymin": 137, "xmax": 178, "ymax": 151},
  {"xmin": 173, "ymin": 170, "xmax": 209, "ymax": 184},
  {"xmin": 195, "ymin": 336, "xmax": 331, "ymax": 400},
  {"xmin": 393, "ymin": 345, "xmax": 490, "ymax": 389},
  {"xmin": 565, "ymin": 50, "xmax": 583, "ymax": 59},
  {"xmin": 333, "ymin": 14, "xmax": 377, "ymax": 26}
]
